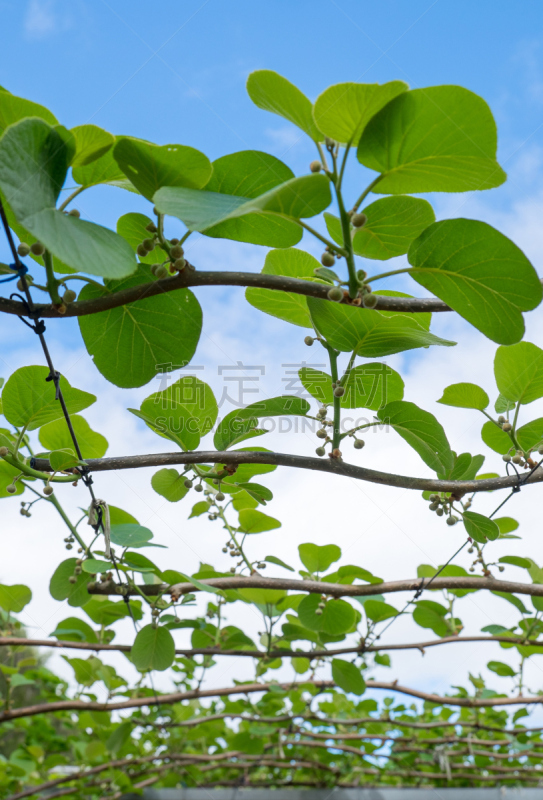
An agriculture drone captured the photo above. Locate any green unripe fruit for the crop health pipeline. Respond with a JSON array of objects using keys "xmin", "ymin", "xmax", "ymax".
[
  {"xmin": 316, "ymin": 447, "xmax": 326, "ymax": 457},
  {"xmin": 351, "ymin": 212, "xmax": 367, "ymax": 228},
  {"xmin": 316, "ymin": 429, "xmax": 327, "ymax": 439},
  {"xmin": 321, "ymin": 251, "xmax": 336, "ymax": 267},
  {"xmin": 145, "ymin": 222, "xmax": 158, "ymax": 233},
  {"xmin": 502, "ymin": 422, "xmax": 512, "ymax": 432},
  {"xmin": 538, "ymin": 445, "xmax": 543, "ymax": 455},
  {"xmin": 502, "ymin": 453, "xmax": 512, "ymax": 462},
  {"xmin": 436, "ymin": 507, "xmax": 444, "ymax": 517},
  {"xmin": 0, "ymin": 446, "xmax": 8, "ymax": 458},
  {"xmin": 309, "ymin": 160, "xmax": 322, "ymax": 173},
  {"xmin": 512, "ymin": 454, "xmax": 522, "ymax": 464},
  {"xmin": 317, "ymin": 408, "xmax": 327, "ymax": 419},
  {"xmin": 155, "ymin": 266, "xmax": 168, "ymax": 280},
  {"xmin": 67, "ymin": 208, "xmax": 80, "ymax": 218},
  {"xmin": 43, "ymin": 485, "xmax": 53, "ymax": 496},
  {"xmin": 216, "ymin": 492, "xmax": 225, "ymax": 502},
  {"xmin": 353, "ymin": 439, "xmax": 365, "ymax": 450},
  {"xmin": 69, "ymin": 576, "xmax": 77, "ymax": 584},
  {"xmin": 150, "ymin": 263, "xmax": 161, "ymax": 275},
  {"xmin": 304, "ymin": 336, "xmax": 314, "ymax": 346},
  {"xmin": 194, "ymin": 484, "xmax": 203, "ymax": 493},
  {"xmin": 363, "ymin": 293, "xmax": 378, "ymax": 309},
  {"xmin": 327, "ymin": 286, "xmax": 344, "ymax": 302},
  {"xmin": 184, "ymin": 479, "xmax": 193, "ymax": 488},
  {"xmin": 357, "ymin": 269, "xmax": 367, "ymax": 281},
  {"xmin": 173, "ymin": 258, "xmax": 186, "ymax": 270},
  {"xmin": 498, "ymin": 415, "xmax": 506, "ymax": 424},
  {"xmin": 136, "ymin": 244, "xmax": 147, "ymax": 257},
  {"xmin": 143, "ymin": 238, "xmax": 155, "ymax": 251},
  {"xmin": 17, "ymin": 242, "xmax": 31, "ymax": 256},
  {"xmin": 6, "ymin": 484, "xmax": 16, "ymax": 494},
  {"xmin": 74, "ymin": 566, "xmax": 82, "ymax": 575},
  {"xmin": 315, "ymin": 609, "xmax": 323, "ymax": 616},
  {"xmin": 171, "ymin": 244, "xmax": 184, "ymax": 259},
  {"xmin": 63, "ymin": 289, "xmax": 77, "ymax": 304},
  {"xmin": 446, "ymin": 516, "xmax": 458, "ymax": 526},
  {"xmin": 30, "ymin": 242, "xmax": 45, "ymax": 256},
  {"xmin": 170, "ymin": 238, "xmax": 180, "ymax": 245},
  {"xmin": 334, "ymin": 386, "xmax": 345, "ymax": 397},
  {"xmin": 429, "ymin": 502, "xmax": 439, "ymax": 511},
  {"xmin": 429, "ymin": 494, "xmax": 438, "ymax": 501},
  {"xmin": 324, "ymin": 137, "xmax": 336, "ymax": 148}
]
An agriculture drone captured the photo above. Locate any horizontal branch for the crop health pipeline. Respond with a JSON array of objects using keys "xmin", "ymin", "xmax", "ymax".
[
  {"xmin": 86, "ymin": 573, "xmax": 543, "ymax": 600},
  {"xmin": 2, "ymin": 677, "xmax": 543, "ymax": 723},
  {"xmin": 3, "ymin": 633, "xmax": 542, "ymax": 659},
  {"xmin": 31, "ymin": 449, "xmax": 543, "ymax": 494},
  {"xmin": 0, "ymin": 269, "xmax": 451, "ymax": 319}
]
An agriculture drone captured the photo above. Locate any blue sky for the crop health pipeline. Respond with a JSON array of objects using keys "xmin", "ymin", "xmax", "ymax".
[{"xmin": 3, "ymin": 0, "xmax": 543, "ymax": 700}]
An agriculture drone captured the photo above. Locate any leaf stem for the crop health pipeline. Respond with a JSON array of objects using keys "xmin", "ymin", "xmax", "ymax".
[
  {"xmin": 43, "ymin": 250, "xmax": 62, "ymax": 305},
  {"xmin": 217, "ymin": 507, "xmax": 253, "ymax": 573},
  {"xmin": 335, "ymin": 185, "xmax": 359, "ymax": 298},
  {"xmin": 324, "ymin": 345, "xmax": 341, "ymax": 450},
  {"xmin": 352, "ymin": 175, "xmax": 383, "ymax": 213},
  {"xmin": 57, "ymin": 185, "xmax": 86, "ymax": 213},
  {"xmin": 368, "ymin": 267, "xmax": 412, "ymax": 284},
  {"xmin": 297, "ymin": 220, "xmax": 347, "ymax": 256}
]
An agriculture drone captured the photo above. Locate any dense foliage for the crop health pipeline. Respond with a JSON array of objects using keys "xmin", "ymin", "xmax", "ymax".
[{"xmin": 1, "ymin": 72, "xmax": 543, "ymax": 796}]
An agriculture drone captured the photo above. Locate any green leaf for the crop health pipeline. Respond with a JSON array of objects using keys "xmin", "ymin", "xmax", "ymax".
[
  {"xmin": 2, "ymin": 366, "xmax": 95, "ymax": 431},
  {"xmin": 238, "ymin": 509, "xmax": 281, "ymax": 534},
  {"xmin": 116, "ymin": 212, "xmax": 162, "ymax": 264},
  {"xmin": 358, "ymin": 85, "xmax": 506, "ymax": 193},
  {"xmin": 72, "ymin": 145, "xmax": 136, "ymax": 191},
  {"xmin": 106, "ymin": 722, "xmax": 132, "ymax": 756},
  {"xmin": 0, "ymin": 118, "xmax": 137, "ymax": 279},
  {"xmin": 122, "ymin": 552, "xmax": 160, "ymax": 575},
  {"xmin": 495, "ymin": 517, "xmax": 519, "ymax": 535},
  {"xmin": 494, "ymin": 342, "xmax": 543, "ymax": 405},
  {"xmin": 114, "ymin": 137, "xmax": 212, "ymax": 200},
  {"xmin": 0, "ymin": 584, "xmax": 31, "ymax": 613},
  {"xmin": 351, "ymin": 196, "xmax": 435, "ymax": 260},
  {"xmin": 413, "ymin": 600, "xmax": 450, "ymax": 637},
  {"xmin": 499, "ymin": 556, "xmax": 531, "ymax": 569},
  {"xmin": 437, "ymin": 383, "xmax": 489, "ymax": 410},
  {"xmin": 408, "ymin": 219, "xmax": 541, "ymax": 344},
  {"xmin": 154, "ymin": 174, "xmax": 331, "ymax": 248},
  {"xmin": 39, "ymin": 415, "xmax": 108, "ymax": 459},
  {"xmin": 130, "ymin": 625, "xmax": 175, "ymax": 672},
  {"xmin": 463, "ymin": 511, "xmax": 500, "ymax": 543},
  {"xmin": 481, "ymin": 420, "xmax": 511, "ymax": 455},
  {"xmin": 313, "ymin": 81, "xmax": 407, "ymax": 144},
  {"xmin": 109, "ymin": 506, "xmax": 139, "ymax": 526},
  {"xmin": 235, "ymin": 483, "xmax": 273, "ymax": 504},
  {"xmin": 81, "ymin": 559, "xmax": 112, "ymax": 574},
  {"xmin": 189, "ymin": 501, "xmax": 210, "ymax": 519},
  {"xmin": 487, "ymin": 660, "xmax": 516, "ymax": 677},
  {"xmin": 299, "ymin": 363, "xmax": 404, "ymax": 410},
  {"xmin": 0, "ymin": 90, "xmax": 57, "ymax": 135},
  {"xmin": 246, "ymin": 70, "xmax": 322, "ymax": 141},
  {"xmin": 264, "ymin": 556, "xmax": 294, "ymax": 572},
  {"xmin": 495, "ymin": 394, "xmax": 516, "ymax": 414},
  {"xmin": 49, "ymin": 449, "xmax": 80, "ymax": 471},
  {"xmin": 214, "ymin": 394, "xmax": 310, "ymax": 450},
  {"xmin": 307, "ymin": 297, "xmax": 455, "ymax": 357},
  {"xmin": 82, "ymin": 597, "xmax": 143, "ymax": 626},
  {"xmin": 110, "ymin": 524, "xmax": 155, "ymax": 549},
  {"xmin": 151, "ymin": 468, "xmax": 190, "ymax": 503},
  {"xmin": 363, "ymin": 600, "xmax": 398, "ymax": 622},
  {"xmin": 298, "ymin": 543, "xmax": 341, "ymax": 574},
  {"xmin": 49, "ymin": 559, "xmax": 92, "ymax": 607},
  {"xmin": 245, "ymin": 248, "xmax": 322, "ymax": 328},
  {"xmin": 50, "ymin": 617, "xmax": 98, "ymax": 644},
  {"xmin": 78, "ymin": 269, "xmax": 202, "ymax": 389},
  {"xmin": 377, "ymin": 400, "xmax": 453, "ymax": 473},
  {"xmin": 70, "ymin": 125, "xmax": 114, "ymax": 167},
  {"xmin": 297, "ymin": 594, "xmax": 356, "ymax": 634},
  {"xmin": 492, "ymin": 591, "xmax": 528, "ymax": 614},
  {"xmin": 129, "ymin": 375, "xmax": 217, "ymax": 450},
  {"xmin": 331, "ymin": 658, "xmax": 366, "ymax": 695}
]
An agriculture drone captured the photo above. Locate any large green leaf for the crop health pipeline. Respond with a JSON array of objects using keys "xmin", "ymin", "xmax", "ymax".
[
  {"xmin": 238, "ymin": 509, "xmax": 281, "ymax": 534},
  {"xmin": 50, "ymin": 617, "xmax": 98, "ymax": 644},
  {"xmin": 307, "ymin": 297, "xmax": 455, "ymax": 356},
  {"xmin": 110, "ymin": 524, "xmax": 157, "ymax": 549},
  {"xmin": 313, "ymin": 81, "xmax": 407, "ymax": 145},
  {"xmin": 481, "ymin": 418, "xmax": 543, "ymax": 455},
  {"xmin": 377, "ymin": 400, "xmax": 453, "ymax": 473},
  {"xmin": 331, "ymin": 658, "xmax": 366, "ymax": 695},
  {"xmin": 357, "ymin": 86, "xmax": 506, "ymax": 193},
  {"xmin": 114, "ymin": 137, "xmax": 212, "ymax": 200},
  {"xmin": 131, "ymin": 625, "xmax": 175, "ymax": 672},
  {"xmin": 298, "ymin": 543, "xmax": 341, "ymax": 574},
  {"xmin": 129, "ymin": 375, "xmax": 217, "ymax": 451},
  {"xmin": 78, "ymin": 268, "xmax": 202, "ymax": 388},
  {"xmin": 151, "ymin": 468, "xmax": 190, "ymax": 503},
  {"xmin": 246, "ymin": 70, "xmax": 322, "ymax": 141},
  {"xmin": 49, "ymin": 559, "xmax": 93, "ymax": 607},
  {"xmin": 39, "ymin": 415, "xmax": 108, "ymax": 458},
  {"xmin": 70, "ymin": 125, "xmax": 114, "ymax": 167},
  {"xmin": 408, "ymin": 219, "xmax": 541, "ymax": 344},
  {"xmin": 0, "ymin": 584, "xmax": 31, "ymax": 613},
  {"xmin": 0, "ymin": 91, "xmax": 57, "ymax": 134},
  {"xmin": 363, "ymin": 600, "xmax": 399, "ymax": 622},
  {"xmin": 72, "ymin": 145, "xmax": 136, "ymax": 192},
  {"xmin": 413, "ymin": 600, "xmax": 450, "ymax": 637},
  {"xmin": 463, "ymin": 511, "xmax": 500, "ymax": 543},
  {"xmin": 116, "ymin": 212, "xmax": 164, "ymax": 265},
  {"xmin": 214, "ymin": 395, "xmax": 310, "ymax": 450},
  {"xmin": 298, "ymin": 594, "xmax": 356, "ymax": 635},
  {"xmin": 299, "ymin": 363, "xmax": 404, "ymax": 410},
  {"xmin": 494, "ymin": 342, "xmax": 543, "ymax": 405},
  {"xmin": 245, "ymin": 248, "xmax": 322, "ymax": 328},
  {"xmin": 437, "ymin": 383, "xmax": 489, "ymax": 410},
  {"xmin": 154, "ymin": 174, "xmax": 331, "ymax": 248},
  {"xmin": 2, "ymin": 366, "xmax": 95, "ymax": 431}
]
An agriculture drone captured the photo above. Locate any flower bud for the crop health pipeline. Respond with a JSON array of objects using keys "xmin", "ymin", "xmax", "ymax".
[
  {"xmin": 351, "ymin": 213, "xmax": 367, "ymax": 228},
  {"xmin": 304, "ymin": 336, "xmax": 314, "ymax": 346},
  {"xmin": 353, "ymin": 439, "xmax": 365, "ymax": 450},
  {"xmin": 143, "ymin": 238, "xmax": 155, "ymax": 251},
  {"xmin": 316, "ymin": 429, "xmax": 327, "ymax": 439},
  {"xmin": 0, "ymin": 446, "xmax": 8, "ymax": 457},
  {"xmin": 309, "ymin": 160, "xmax": 322, "ymax": 173},
  {"xmin": 136, "ymin": 244, "xmax": 147, "ymax": 257},
  {"xmin": 6, "ymin": 484, "xmax": 16, "ymax": 494},
  {"xmin": 216, "ymin": 492, "xmax": 225, "ymax": 502},
  {"xmin": 43, "ymin": 485, "xmax": 53, "ymax": 496},
  {"xmin": 502, "ymin": 422, "xmax": 512, "ymax": 432},
  {"xmin": 30, "ymin": 242, "xmax": 45, "ymax": 256},
  {"xmin": 171, "ymin": 244, "xmax": 184, "ymax": 259},
  {"xmin": 334, "ymin": 386, "xmax": 345, "ymax": 397},
  {"xmin": 316, "ymin": 446, "xmax": 326, "ymax": 457},
  {"xmin": 363, "ymin": 293, "xmax": 378, "ymax": 309},
  {"xmin": 173, "ymin": 258, "xmax": 186, "ymax": 270},
  {"xmin": 17, "ymin": 242, "xmax": 31, "ymax": 256},
  {"xmin": 327, "ymin": 286, "xmax": 344, "ymax": 302},
  {"xmin": 321, "ymin": 251, "xmax": 336, "ymax": 267},
  {"xmin": 63, "ymin": 289, "xmax": 77, "ymax": 304},
  {"xmin": 145, "ymin": 222, "xmax": 158, "ymax": 233},
  {"xmin": 67, "ymin": 209, "xmax": 80, "ymax": 218}
]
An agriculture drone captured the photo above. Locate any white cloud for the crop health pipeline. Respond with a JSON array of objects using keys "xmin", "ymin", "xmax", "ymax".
[{"xmin": 23, "ymin": 0, "xmax": 73, "ymax": 41}]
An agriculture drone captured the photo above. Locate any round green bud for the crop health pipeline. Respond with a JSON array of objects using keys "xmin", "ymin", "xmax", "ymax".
[
  {"xmin": 315, "ymin": 609, "xmax": 323, "ymax": 616},
  {"xmin": 6, "ymin": 484, "xmax": 16, "ymax": 494},
  {"xmin": 194, "ymin": 484, "xmax": 203, "ymax": 493},
  {"xmin": 321, "ymin": 251, "xmax": 336, "ymax": 267},
  {"xmin": 512, "ymin": 454, "xmax": 522, "ymax": 464},
  {"xmin": 17, "ymin": 242, "xmax": 31, "ymax": 256},
  {"xmin": 362, "ymin": 293, "xmax": 378, "ymax": 309},
  {"xmin": 429, "ymin": 494, "xmax": 438, "ymax": 501},
  {"xmin": 351, "ymin": 212, "xmax": 367, "ymax": 228},
  {"xmin": 446, "ymin": 516, "xmax": 458, "ymax": 526},
  {"xmin": 67, "ymin": 208, "xmax": 80, "ymax": 218},
  {"xmin": 136, "ymin": 244, "xmax": 147, "ymax": 257},
  {"xmin": 316, "ymin": 428, "xmax": 327, "ymax": 439},
  {"xmin": 334, "ymin": 386, "xmax": 345, "ymax": 397},
  {"xmin": 317, "ymin": 408, "xmax": 327, "ymax": 419},
  {"xmin": 69, "ymin": 576, "xmax": 77, "ymax": 584},
  {"xmin": 143, "ymin": 238, "xmax": 155, "ymax": 251},
  {"xmin": 171, "ymin": 244, "xmax": 184, "ymax": 259},
  {"xmin": 436, "ymin": 507, "xmax": 444, "ymax": 517},
  {"xmin": 357, "ymin": 269, "xmax": 367, "ymax": 281},
  {"xmin": 327, "ymin": 286, "xmax": 344, "ymax": 302},
  {"xmin": 0, "ymin": 447, "xmax": 8, "ymax": 458},
  {"xmin": 502, "ymin": 422, "xmax": 512, "ymax": 432},
  {"xmin": 43, "ymin": 485, "xmax": 53, "ymax": 496},
  {"xmin": 74, "ymin": 566, "xmax": 82, "ymax": 575},
  {"xmin": 538, "ymin": 445, "xmax": 543, "ymax": 455},
  {"xmin": 498, "ymin": 565, "xmax": 505, "ymax": 572},
  {"xmin": 170, "ymin": 238, "xmax": 180, "ymax": 245},
  {"xmin": 498, "ymin": 415, "xmax": 506, "ymax": 424},
  {"xmin": 155, "ymin": 266, "xmax": 168, "ymax": 280},
  {"xmin": 316, "ymin": 446, "xmax": 326, "ymax": 457},
  {"xmin": 304, "ymin": 336, "xmax": 314, "ymax": 346},
  {"xmin": 173, "ymin": 258, "xmax": 186, "ymax": 270},
  {"xmin": 150, "ymin": 263, "xmax": 162, "ymax": 276},
  {"xmin": 429, "ymin": 502, "xmax": 439, "ymax": 511},
  {"xmin": 502, "ymin": 453, "xmax": 512, "ymax": 462},
  {"xmin": 324, "ymin": 137, "xmax": 336, "ymax": 148},
  {"xmin": 230, "ymin": 567, "xmax": 236, "ymax": 573},
  {"xmin": 184, "ymin": 479, "xmax": 193, "ymax": 488},
  {"xmin": 145, "ymin": 222, "xmax": 158, "ymax": 233},
  {"xmin": 353, "ymin": 439, "xmax": 365, "ymax": 450},
  {"xmin": 309, "ymin": 160, "xmax": 322, "ymax": 173},
  {"xmin": 63, "ymin": 289, "xmax": 77, "ymax": 304},
  {"xmin": 30, "ymin": 242, "xmax": 45, "ymax": 256},
  {"xmin": 216, "ymin": 492, "xmax": 225, "ymax": 502}
]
